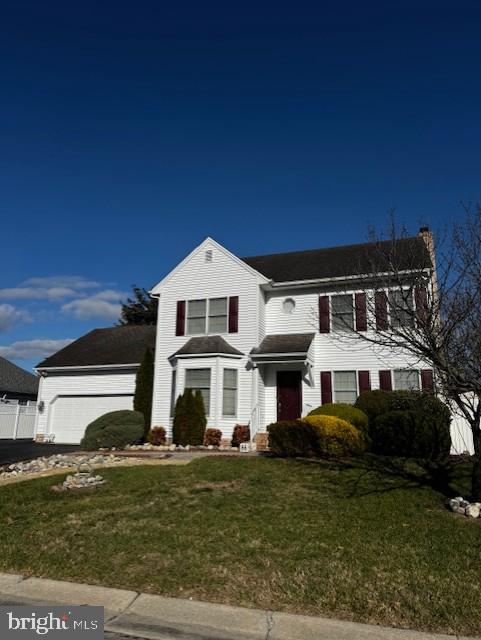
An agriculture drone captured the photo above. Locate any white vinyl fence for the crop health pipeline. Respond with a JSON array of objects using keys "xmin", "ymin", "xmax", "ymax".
[
  {"xmin": 0, "ymin": 401, "xmax": 37, "ymax": 439},
  {"xmin": 451, "ymin": 411, "xmax": 475, "ymax": 455}
]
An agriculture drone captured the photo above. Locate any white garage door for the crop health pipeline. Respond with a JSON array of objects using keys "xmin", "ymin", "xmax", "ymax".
[{"xmin": 49, "ymin": 395, "xmax": 134, "ymax": 444}]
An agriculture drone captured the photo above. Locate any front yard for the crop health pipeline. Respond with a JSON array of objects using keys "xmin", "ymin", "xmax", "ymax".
[{"xmin": 0, "ymin": 456, "xmax": 479, "ymax": 635}]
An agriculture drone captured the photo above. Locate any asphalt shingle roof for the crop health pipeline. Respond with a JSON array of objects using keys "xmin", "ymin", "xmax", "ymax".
[
  {"xmin": 36, "ymin": 325, "xmax": 156, "ymax": 368},
  {"xmin": 0, "ymin": 357, "xmax": 39, "ymax": 395},
  {"xmin": 171, "ymin": 336, "xmax": 243, "ymax": 358},
  {"xmin": 242, "ymin": 236, "xmax": 431, "ymax": 283},
  {"xmin": 250, "ymin": 333, "xmax": 315, "ymax": 356}
]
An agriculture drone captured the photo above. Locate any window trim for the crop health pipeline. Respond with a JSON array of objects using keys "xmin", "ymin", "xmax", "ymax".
[
  {"xmin": 332, "ymin": 370, "xmax": 358, "ymax": 404},
  {"xmin": 184, "ymin": 367, "xmax": 212, "ymax": 416},
  {"xmin": 222, "ymin": 368, "xmax": 238, "ymax": 418},
  {"xmin": 184, "ymin": 297, "xmax": 230, "ymax": 336}
]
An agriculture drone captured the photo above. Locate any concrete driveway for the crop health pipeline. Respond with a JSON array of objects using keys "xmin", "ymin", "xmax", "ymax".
[{"xmin": 0, "ymin": 440, "xmax": 79, "ymax": 466}]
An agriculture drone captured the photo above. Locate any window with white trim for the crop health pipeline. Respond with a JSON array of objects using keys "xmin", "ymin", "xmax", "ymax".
[
  {"xmin": 394, "ymin": 369, "xmax": 419, "ymax": 390},
  {"xmin": 170, "ymin": 369, "xmax": 177, "ymax": 417},
  {"xmin": 389, "ymin": 290, "xmax": 414, "ymax": 328},
  {"xmin": 331, "ymin": 295, "xmax": 354, "ymax": 331},
  {"xmin": 186, "ymin": 297, "xmax": 228, "ymax": 335},
  {"xmin": 333, "ymin": 371, "xmax": 357, "ymax": 404},
  {"xmin": 222, "ymin": 368, "xmax": 238, "ymax": 417},
  {"xmin": 185, "ymin": 368, "xmax": 211, "ymax": 414}
]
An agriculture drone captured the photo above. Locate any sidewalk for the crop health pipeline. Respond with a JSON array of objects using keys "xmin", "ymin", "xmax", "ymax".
[{"xmin": 0, "ymin": 572, "xmax": 475, "ymax": 640}]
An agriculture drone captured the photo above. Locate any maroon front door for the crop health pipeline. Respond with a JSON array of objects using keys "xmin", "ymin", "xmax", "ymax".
[{"xmin": 277, "ymin": 371, "xmax": 302, "ymax": 421}]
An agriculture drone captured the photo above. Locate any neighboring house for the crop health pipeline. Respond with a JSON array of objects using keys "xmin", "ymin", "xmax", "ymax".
[
  {"xmin": 34, "ymin": 326, "xmax": 155, "ymax": 443},
  {"xmin": 0, "ymin": 356, "xmax": 38, "ymax": 403},
  {"xmin": 34, "ymin": 230, "xmax": 436, "ymax": 445}
]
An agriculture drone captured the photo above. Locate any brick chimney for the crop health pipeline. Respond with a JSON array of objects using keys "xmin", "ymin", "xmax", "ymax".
[{"xmin": 418, "ymin": 226, "xmax": 437, "ymax": 298}]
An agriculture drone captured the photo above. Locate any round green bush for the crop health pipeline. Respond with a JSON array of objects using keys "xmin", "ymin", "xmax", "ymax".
[
  {"xmin": 308, "ymin": 403, "xmax": 369, "ymax": 441},
  {"xmin": 370, "ymin": 408, "xmax": 451, "ymax": 459},
  {"xmin": 80, "ymin": 410, "xmax": 144, "ymax": 451},
  {"xmin": 354, "ymin": 390, "xmax": 392, "ymax": 423}
]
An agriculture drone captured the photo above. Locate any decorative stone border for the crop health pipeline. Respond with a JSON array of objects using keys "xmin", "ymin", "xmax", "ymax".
[{"xmin": 447, "ymin": 496, "xmax": 481, "ymax": 518}]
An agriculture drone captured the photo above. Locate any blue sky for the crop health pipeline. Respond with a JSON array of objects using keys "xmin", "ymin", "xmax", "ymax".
[{"xmin": 1, "ymin": 1, "xmax": 480, "ymax": 372}]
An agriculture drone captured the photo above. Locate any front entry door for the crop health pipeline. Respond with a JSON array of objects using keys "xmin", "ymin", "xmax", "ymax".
[{"xmin": 277, "ymin": 371, "xmax": 302, "ymax": 421}]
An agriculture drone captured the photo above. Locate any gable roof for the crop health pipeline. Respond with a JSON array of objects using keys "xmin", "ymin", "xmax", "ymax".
[
  {"xmin": 242, "ymin": 236, "xmax": 431, "ymax": 283},
  {"xmin": 250, "ymin": 333, "xmax": 315, "ymax": 356},
  {"xmin": 171, "ymin": 336, "xmax": 243, "ymax": 358},
  {"xmin": 0, "ymin": 357, "xmax": 39, "ymax": 395},
  {"xmin": 36, "ymin": 325, "xmax": 156, "ymax": 369}
]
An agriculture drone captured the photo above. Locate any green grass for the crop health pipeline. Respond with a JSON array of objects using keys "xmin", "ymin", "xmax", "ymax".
[{"xmin": 0, "ymin": 457, "xmax": 479, "ymax": 635}]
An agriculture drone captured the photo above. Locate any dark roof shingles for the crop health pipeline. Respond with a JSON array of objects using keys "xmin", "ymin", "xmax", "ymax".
[
  {"xmin": 0, "ymin": 357, "xmax": 39, "ymax": 395},
  {"xmin": 251, "ymin": 333, "xmax": 315, "ymax": 356},
  {"xmin": 172, "ymin": 336, "xmax": 243, "ymax": 358},
  {"xmin": 36, "ymin": 325, "xmax": 156, "ymax": 368},
  {"xmin": 242, "ymin": 236, "xmax": 431, "ymax": 282}
]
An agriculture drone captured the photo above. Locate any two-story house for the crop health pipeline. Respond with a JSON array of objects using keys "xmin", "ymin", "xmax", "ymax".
[{"xmin": 34, "ymin": 231, "xmax": 434, "ymax": 445}]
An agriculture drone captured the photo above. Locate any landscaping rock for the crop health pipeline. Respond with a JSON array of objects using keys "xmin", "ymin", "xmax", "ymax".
[
  {"xmin": 448, "ymin": 495, "xmax": 481, "ymax": 519},
  {"xmin": 0, "ymin": 453, "xmax": 127, "ymax": 480},
  {"xmin": 466, "ymin": 504, "xmax": 480, "ymax": 519}
]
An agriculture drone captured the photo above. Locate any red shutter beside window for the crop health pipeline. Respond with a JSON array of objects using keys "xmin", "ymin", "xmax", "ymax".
[
  {"xmin": 415, "ymin": 286, "xmax": 428, "ymax": 324},
  {"xmin": 379, "ymin": 370, "xmax": 392, "ymax": 391},
  {"xmin": 319, "ymin": 296, "xmax": 330, "ymax": 333},
  {"xmin": 375, "ymin": 291, "xmax": 388, "ymax": 331},
  {"xmin": 421, "ymin": 369, "xmax": 434, "ymax": 392},
  {"xmin": 175, "ymin": 301, "xmax": 186, "ymax": 336},
  {"xmin": 228, "ymin": 296, "xmax": 239, "ymax": 333},
  {"xmin": 320, "ymin": 371, "xmax": 332, "ymax": 404},
  {"xmin": 355, "ymin": 293, "xmax": 367, "ymax": 331},
  {"xmin": 358, "ymin": 370, "xmax": 371, "ymax": 395}
]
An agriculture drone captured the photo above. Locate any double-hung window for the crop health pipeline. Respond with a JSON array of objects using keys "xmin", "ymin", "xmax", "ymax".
[
  {"xmin": 186, "ymin": 300, "xmax": 207, "ymax": 335},
  {"xmin": 208, "ymin": 298, "xmax": 228, "ymax": 333},
  {"xmin": 186, "ymin": 297, "xmax": 228, "ymax": 335},
  {"xmin": 222, "ymin": 369, "xmax": 238, "ymax": 417},
  {"xmin": 331, "ymin": 295, "xmax": 354, "ymax": 331},
  {"xmin": 394, "ymin": 369, "xmax": 419, "ymax": 390},
  {"xmin": 389, "ymin": 290, "xmax": 414, "ymax": 328},
  {"xmin": 185, "ymin": 368, "xmax": 211, "ymax": 414},
  {"xmin": 333, "ymin": 371, "xmax": 357, "ymax": 403}
]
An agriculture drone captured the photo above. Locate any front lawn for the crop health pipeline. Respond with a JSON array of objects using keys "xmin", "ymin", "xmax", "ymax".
[{"xmin": 0, "ymin": 457, "xmax": 479, "ymax": 635}]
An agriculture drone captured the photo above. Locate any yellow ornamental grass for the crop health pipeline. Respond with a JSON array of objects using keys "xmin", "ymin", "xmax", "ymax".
[{"xmin": 302, "ymin": 414, "xmax": 365, "ymax": 458}]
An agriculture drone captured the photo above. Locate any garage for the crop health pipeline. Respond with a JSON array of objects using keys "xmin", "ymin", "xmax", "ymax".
[{"xmin": 48, "ymin": 394, "xmax": 134, "ymax": 444}]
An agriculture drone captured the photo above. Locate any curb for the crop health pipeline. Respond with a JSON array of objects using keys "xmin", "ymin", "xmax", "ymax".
[{"xmin": 0, "ymin": 573, "xmax": 475, "ymax": 640}]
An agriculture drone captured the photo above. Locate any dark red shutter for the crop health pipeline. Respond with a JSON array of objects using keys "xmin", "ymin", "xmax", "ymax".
[
  {"xmin": 228, "ymin": 296, "xmax": 239, "ymax": 333},
  {"xmin": 375, "ymin": 291, "xmax": 388, "ymax": 331},
  {"xmin": 421, "ymin": 369, "xmax": 434, "ymax": 392},
  {"xmin": 358, "ymin": 371, "xmax": 371, "ymax": 395},
  {"xmin": 355, "ymin": 293, "xmax": 367, "ymax": 331},
  {"xmin": 175, "ymin": 300, "xmax": 185, "ymax": 336},
  {"xmin": 379, "ymin": 370, "xmax": 392, "ymax": 391},
  {"xmin": 319, "ymin": 296, "xmax": 330, "ymax": 333},
  {"xmin": 415, "ymin": 286, "xmax": 428, "ymax": 324},
  {"xmin": 320, "ymin": 372, "xmax": 332, "ymax": 404}
]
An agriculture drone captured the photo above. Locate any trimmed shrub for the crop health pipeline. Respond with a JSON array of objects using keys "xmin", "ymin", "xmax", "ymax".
[
  {"xmin": 371, "ymin": 409, "xmax": 451, "ymax": 459},
  {"xmin": 148, "ymin": 426, "xmax": 166, "ymax": 445},
  {"xmin": 354, "ymin": 390, "xmax": 392, "ymax": 423},
  {"xmin": 303, "ymin": 415, "xmax": 365, "ymax": 458},
  {"xmin": 267, "ymin": 419, "xmax": 319, "ymax": 457},
  {"xmin": 172, "ymin": 389, "xmax": 206, "ymax": 445},
  {"xmin": 231, "ymin": 424, "xmax": 250, "ymax": 447},
  {"xmin": 133, "ymin": 348, "xmax": 154, "ymax": 440},
  {"xmin": 308, "ymin": 403, "xmax": 369, "ymax": 442},
  {"xmin": 204, "ymin": 428, "xmax": 222, "ymax": 447},
  {"xmin": 80, "ymin": 410, "xmax": 144, "ymax": 451}
]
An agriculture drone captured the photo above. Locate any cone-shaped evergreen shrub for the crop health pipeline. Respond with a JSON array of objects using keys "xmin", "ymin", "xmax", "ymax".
[
  {"xmin": 133, "ymin": 348, "xmax": 154, "ymax": 440},
  {"xmin": 191, "ymin": 390, "xmax": 207, "ymax": 445},
  {"xmin": 172, "ymin": 388, "xmax": 192, "ymax": 445}
]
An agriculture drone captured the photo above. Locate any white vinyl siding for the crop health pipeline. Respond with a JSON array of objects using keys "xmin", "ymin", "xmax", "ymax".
[
  {"xmin": 333, "ymin": 371, "xmax": 357, "ymax": 404},
  {"xmin": 331, "ymin": 295, "xmax": 354, "ymax": 331},
  {"xmin": 394, "ymin": 369, "xmax": 420, "ymax": 390},
  {"xmin": 185, "ymin": 368, "xmax": 211, "ymax": 414},
  {"xmin": 222, "ymin": 369, "xmax": 238, "ymax": 417}
]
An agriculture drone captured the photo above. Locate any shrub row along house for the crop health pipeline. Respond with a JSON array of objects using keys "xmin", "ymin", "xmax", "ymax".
[{"xmin": 35, "ymin": 229, "xmax": 464, "ymax": 448}]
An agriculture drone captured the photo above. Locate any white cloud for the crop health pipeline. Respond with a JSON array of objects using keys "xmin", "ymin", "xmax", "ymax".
[
  {"xmin": 0, "ymin": 305, "xmax": 30, "ymax": 332},
  {"xmin": 0, "ymin": 287, "xmax": 77, "ymax": 301},
  {"xmin": 61, "ymin": 298, "xmax": 121, "ymax": 321},
  {"xmin": 92, "ymin": 289, "xmax": 127, "ymax": 301},
  {"xmin": 0, "ymin": 338, "xmax": 74, "ymax": 361},
  {"xmin": 22, "ymin": 276, "xmax": 101, "ymax": 290}
]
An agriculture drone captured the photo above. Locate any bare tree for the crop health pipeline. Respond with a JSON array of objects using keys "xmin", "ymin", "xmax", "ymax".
[{"xmin": 321, "ymin": 207, "xmax": 481, "ymax": 499}]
